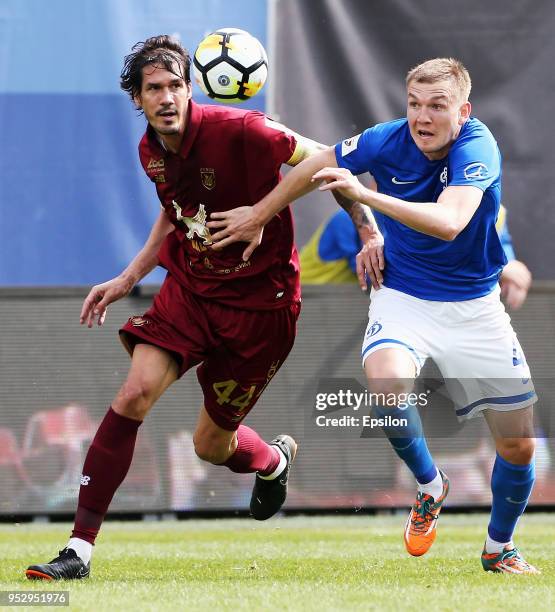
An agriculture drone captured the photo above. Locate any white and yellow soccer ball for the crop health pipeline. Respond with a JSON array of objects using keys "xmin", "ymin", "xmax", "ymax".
[{"xmin": 193, "ymin": 28, "xmax": 268, "ymax": 103}]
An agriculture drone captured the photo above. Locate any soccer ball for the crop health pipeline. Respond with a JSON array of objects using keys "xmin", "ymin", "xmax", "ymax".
[{"xmin": 193, "ymin": 28, "xmax": 268, "ymax": 103}]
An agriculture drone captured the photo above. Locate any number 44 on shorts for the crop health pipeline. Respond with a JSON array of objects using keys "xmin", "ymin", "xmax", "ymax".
[{"xmin": 213, "ymin": 380, "xmax": 256, "ymax": 412}]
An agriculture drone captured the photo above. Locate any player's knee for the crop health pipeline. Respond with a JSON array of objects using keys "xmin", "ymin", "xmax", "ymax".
[
  {"xmin": 113, "ymin": 379, "xmax": 158, "ymax": 420},
  {"xmin": 366, "ymin": 376, "xmax": 413, "ymax": 404},
  {"xmin": 364, "ymin": 351, "xmax": 415, "ymax": 401},
  {"xmin": 497, "ymin": 437, "xmax": 536, "ymax": 465},
  {"xmin": 193, "ymin": 434, "xmax": 231, "ymax": 465}
]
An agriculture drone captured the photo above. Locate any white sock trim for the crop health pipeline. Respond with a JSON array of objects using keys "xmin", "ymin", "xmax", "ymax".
[
  {"xmin": 67, "ymin": 537, "xmax": 93, "ymax": 564},
  {"xmin": 485, "ymin": 534, "xmax": 511, "ymax": 554},
  {"xmin": 258, "ymin": 446, "xmax": 287, "ymax": 480},
  {"xmin": 417, "ymin": 468, "xmax": 442, "ymax": 500}
]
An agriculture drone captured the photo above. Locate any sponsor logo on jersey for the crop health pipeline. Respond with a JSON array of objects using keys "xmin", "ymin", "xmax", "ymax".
[
  {"xmin": 147, "ymin": 158, "xmax": 165, "ymax": 171},
  {"xmin": 463, "ymin": 162, "xmax": 488, "ymax": 180},
  {"xmin": 147, "ymin": 158, "xmax": 166, "ymax": 182},
  {"xmin": 214, "ymin": 260, "xmax": 251, "ymax": 274},
  {"xmin": 173, "ymin": 201, "xmax": 214, "ymax": 245},
  {"xmin": 341, "ymin": 134, "xmax": 361, "ymax": 156},
  {"xmin": 200, "ymin": 168, "xmax": 216, "ymax": 190},
  {"xmin": 391, "ymin": 177, "xmax": 417, "ymax": 185}
]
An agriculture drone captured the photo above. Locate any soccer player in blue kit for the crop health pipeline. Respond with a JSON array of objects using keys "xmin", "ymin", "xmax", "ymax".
[{"xmin": 208, "ymin": 58, "xmax": 539, "ymax": 574}]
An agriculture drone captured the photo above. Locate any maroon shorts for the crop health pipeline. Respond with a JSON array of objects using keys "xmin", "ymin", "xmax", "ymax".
[{"xmin": 120, "ymin": 275, "xmax": 300, "ymax": 431}]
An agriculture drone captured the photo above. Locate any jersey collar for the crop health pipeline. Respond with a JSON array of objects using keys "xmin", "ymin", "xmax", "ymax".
[{"xmin": 178, "ymin": 100, "xmax": 203, "ymax": 159}]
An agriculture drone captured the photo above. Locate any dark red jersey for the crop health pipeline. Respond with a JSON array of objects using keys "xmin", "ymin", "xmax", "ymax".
[{"xmin": 138, "ymin": 101, "xmax": 300, "ymax": 310}]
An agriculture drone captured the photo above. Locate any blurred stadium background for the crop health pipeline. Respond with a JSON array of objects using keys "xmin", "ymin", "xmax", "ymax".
[{"xmin": 1, "ymin": 0, "xmax": 554, "ymax": 519}]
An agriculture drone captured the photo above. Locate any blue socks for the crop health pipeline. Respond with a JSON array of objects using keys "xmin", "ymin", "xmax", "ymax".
[
  {"xmin": 488, "ymin": 453, "xmax": 535, "ymax": 543},
  {"xmin": 374, "ymin": 404, "xmax": 437, "ymax": 484}
]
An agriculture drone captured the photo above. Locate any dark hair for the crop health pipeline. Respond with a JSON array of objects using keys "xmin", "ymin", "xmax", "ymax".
[{"xmin": 120, "ymin": 35, "xmax": 191, "ymax": 100}]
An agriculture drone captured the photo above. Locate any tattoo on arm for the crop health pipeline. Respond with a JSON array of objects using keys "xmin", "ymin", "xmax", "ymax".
[{"xmin": 333, "ymin": 192, "xmax": 378, "ymax": 234}]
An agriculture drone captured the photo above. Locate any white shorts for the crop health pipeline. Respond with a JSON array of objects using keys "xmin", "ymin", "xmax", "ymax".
[{"xmin": 361, "ymin": 286, "xmax": 536, "ymax": 420}]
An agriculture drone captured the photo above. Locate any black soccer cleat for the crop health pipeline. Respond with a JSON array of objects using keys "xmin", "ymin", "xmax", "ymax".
[
  {"xmin": 25, "ymin": 548, "xmax": 90, "ymax": 581},
  {"xmin": 250, "ymin": 434, "xmax": 297, "ymax": 521}
]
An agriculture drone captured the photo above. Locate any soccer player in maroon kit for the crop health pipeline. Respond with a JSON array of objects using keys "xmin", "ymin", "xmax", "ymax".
[{"xmin": 25, "ymin": 35, "xmax": 341, "ymax": 580}]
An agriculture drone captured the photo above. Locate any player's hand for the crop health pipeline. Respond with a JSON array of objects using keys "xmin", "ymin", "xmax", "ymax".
[
  {"xmin": 500, "ymin": 259, "xmax": 532, "ymax": 310},
  {"xmin": 208, "ymin": 207, "xmax": 264, "ymax": 261},
  {"xmin": 312, "ymin": 167, "xmax": 365, "ymax": 202},
  {"xmin": 80, "ymin": 276, "xmax": 135, "ymax": 328},
  {"xmin": 356, "ymin": 231, "xmax": 385, "ymax": 291}
]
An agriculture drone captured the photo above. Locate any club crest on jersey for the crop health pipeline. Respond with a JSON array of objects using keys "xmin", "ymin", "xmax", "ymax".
[
  {"xmin": 200, "ymin": 167, "xmax": 216, "ymax": 190},
  {"xmin": 440, "ymin": 166, "xmax": 448, "ymax": 186},
  {"xmin": 172, "ymin": 201, "xmax": 213, "ymax": 245}
]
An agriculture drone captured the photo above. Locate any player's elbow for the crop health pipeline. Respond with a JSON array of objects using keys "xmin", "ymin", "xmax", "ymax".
[
  {"xmin": 439, "ymin": 225, "xmax": 460, "ymax": 241},
  {"xmin": 430, "ymin": 225, "xmax": 456, "ymax": 241},
  {"xmin": 437, "ymin": 221, "xmax": 465, "ymax": 241}
]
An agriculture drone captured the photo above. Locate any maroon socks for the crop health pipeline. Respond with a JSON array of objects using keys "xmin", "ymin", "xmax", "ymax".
[
  {"xmin": 222, "ymin": 425, "xmax": 280, "ymax": 475},
  {"xmin": 71, "ymin": 407, "xmax": 141, "ymax": 544}
]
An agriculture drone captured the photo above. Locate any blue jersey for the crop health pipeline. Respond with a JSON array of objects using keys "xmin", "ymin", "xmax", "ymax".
[{"xmin": 335, "ymin": 117, "xmax": 506, "ymax": 300}]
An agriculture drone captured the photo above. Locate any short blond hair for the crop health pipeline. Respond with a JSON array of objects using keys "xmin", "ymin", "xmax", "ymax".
[{"xmin": 406, "ymin": 58, "xmax": 471, "ymax": 102}]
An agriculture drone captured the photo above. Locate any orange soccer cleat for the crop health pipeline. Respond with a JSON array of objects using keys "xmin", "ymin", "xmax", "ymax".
[{"xmin": 404, "ymin": 470, "xmax": 449, "ymax": 557}]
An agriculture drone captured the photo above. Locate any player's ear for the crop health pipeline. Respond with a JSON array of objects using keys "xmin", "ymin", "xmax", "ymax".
[
  {"xmin": 186, "ymin": 81, "xmax": 192, "ymax": 100},
  {"xmin": 459, "ymin": 100, "xmax": 471, "ymax": 124},
  {"xmin": 133, "ymin": 94, "xmax": 143, "ymax": 111}
]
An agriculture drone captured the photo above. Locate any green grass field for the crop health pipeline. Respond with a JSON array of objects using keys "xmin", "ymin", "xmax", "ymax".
[{"xmin": 0, "ymin": 514, "xmax": 553, "ymax": 611}]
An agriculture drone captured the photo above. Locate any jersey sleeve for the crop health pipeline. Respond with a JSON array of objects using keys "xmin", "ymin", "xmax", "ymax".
[
  {"xmin": 448, "ymin": 123, "xmax": 500, "ymax": 191},
  {"xmin": 243, "ymin": 112, "xmax": 297, "ymax": 201},
  {"xmin": 334, "ymin": 125, "xmax": 382, "ymax": 175}
]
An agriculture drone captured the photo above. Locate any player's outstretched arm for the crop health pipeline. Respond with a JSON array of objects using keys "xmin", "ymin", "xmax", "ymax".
[
  {"xmin": 208, "ymin": 147, "xmax": 338, "ymax": 260},
  {"xmin": 314, "ymin": 167, "xmax": 483, "ymax": 241},
  {"xmin": 80, "ymin": 211, "xmax": 174, "ymax": 328}
]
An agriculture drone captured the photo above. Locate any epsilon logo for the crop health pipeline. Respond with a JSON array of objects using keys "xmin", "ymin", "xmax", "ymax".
[{"xmin": 464, "ymin": 163, "xmax": 488, "ymax": 180}]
